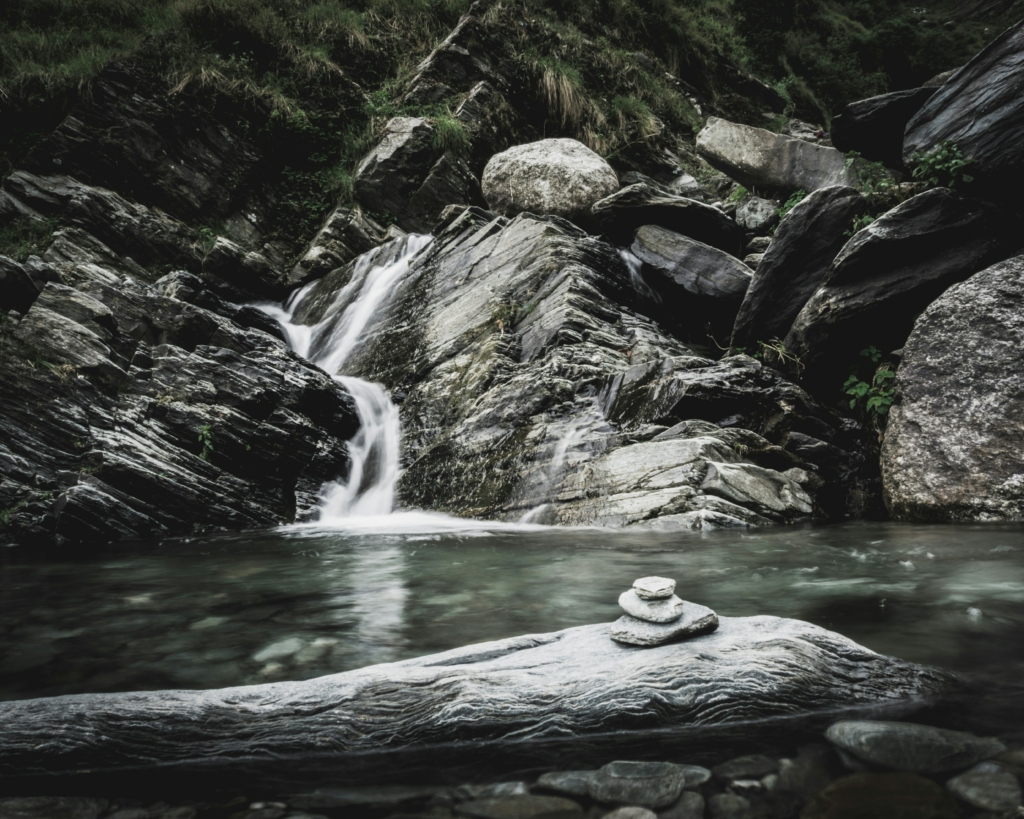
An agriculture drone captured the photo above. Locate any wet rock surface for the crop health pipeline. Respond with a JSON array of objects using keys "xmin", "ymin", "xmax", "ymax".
[
  {"xmin": 825, "ymin": 721, "xmax": 1005, "ymax": 773},
  {"xmin": 882, "ymin": 255, "xmax": 1024, "ymax": 521},
  {"xmin": 801, "ymin": 773, "xmax": 962, "ymax": 819},
  {"xmin": 946, "ymin": 761, "xmax": 1022, "ymax": 812}
]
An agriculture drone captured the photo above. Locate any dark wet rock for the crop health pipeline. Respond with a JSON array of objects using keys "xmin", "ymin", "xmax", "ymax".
[
  {"xmin": 712, "ymin": 755, "xmax": 779, "ymax": 782},
  {"xmin": 777, "ymin": 744, "xmax": 839, "ymax": 799},
  {"xmin": 632, "ymin": 227, "xmax": 750, "ymax": 302},
  {"xmin": 0, "ymin": 618, "xmax": 957, "ymax": 778},
  {"xmin": 831, "ymin": 88, "xmax": 937, "ymax": 169},
  {"xmin": 706, "ymin": 794, "xmax": 750, "ymax": 819},
  {"xmin": 202, "ymin": 237, "xmax": 288, "ymax": 299},
  {"xmin": 457, "ymin": 783, "xmax": 532, "ymax": 802},
  {"xmin": 904, "ymin": 19, "xmax": 1024, "ymax": 200},
  {"xmin": 784, "ymin": 188, "xmax": 1014, "ymax": 392},
  {"xmin": 153, "ymin": 271, "xmax": 285, "ymax": 340},
  {"xmin": 734, "ymin": 197, "xmax": 778, "ymax": 234},
  {"xmin": 456, "ymin": 796, "xmax": 583, "ymax": 819},
  {"xmin": 590, "ymin": 184, "xmax": 744, "ymax": 255},
  {"xmin": 0, "ymin": 256, "xmax": 41, "ymax": 314},
  {"xmin": 0, "ymin": 228, "xmax": 359, "ymax": 547},
  {"xmin": 946, "ymin": 761, "xmax": 1022, "ymax": 812},
  {"xmin": 289, "ymin": 206, "xmax": 387, "ymax": 286},
  {"xmin": 881, "ymin": 255, "xmax": 1024, "ymax": 521},
  {"xmin": 696, "ymin": 118, "xmax": 857, "ymax": 194},
  {"xmin": 589, "ymin": 761, "xmax": 689, "ymax": 809},
  {"xmin": 657, "ymin": 792, "xmax": 704, "ymax": 819},
  {"xmin": 535, "ymin": 772, "xmax": 598, "ymax": 798},
  {"xmin": 610, "ymin": 601, "xmax": 719, "ymax": 646},
  {"xmin": 603, "ymin": 809, "xmax": 658, "ymax": 819},
  {"xmin": 482, "ymin": 139, "xmax": 619, "ymax": 223},
  {"xmin": 0, "ymin": 798, "xmax": 108, "ymax": 819},
  {"xmin": 730, "ymin": 186, "xmax": 866, "ymax": 352},
  {"xmin": 801, "ymin": 773, "xmax": 961, "ymax": 819},
  {"xmin": 825, "ymin": 721, "xmax": 1005, "ymax": 774}
]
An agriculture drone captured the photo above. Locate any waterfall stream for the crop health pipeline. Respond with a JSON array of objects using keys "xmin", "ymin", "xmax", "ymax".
[{"xmin": 261, "ymin": 234, "xmax": 433, "ymax": 521}]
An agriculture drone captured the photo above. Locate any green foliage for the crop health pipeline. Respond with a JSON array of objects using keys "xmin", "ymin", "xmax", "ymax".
[
  {"xmin": 197, "ymin": 424, "xmax": 214, "ymax": 461},
  {"xmin": 0, "ymin": 216, "xmax": 58, "ymax": 262},
  {"xmin": 844, "ymin": 151, "xmax": 897, "ymax": 196},
  {"xmin": 430, "ymin": 114, "xmax": 470, "ymax": 153},
  {"xmin": 845, "ymin": 213, "xmax": 875, "ymax": 237},
  {"xmin": 728, "ymin": 185, "xmax": 750, "ymax": 204},
  {"xmin": 910, "ymin": 140, "xmax": 975, "ymax": 190},
  {"xmin": 843, "ymin": 345, "xmax": 895, "ymax": 431},
  {"xmin": 777, "ymin": 190, "xmax": 807, "ymax": 221}
]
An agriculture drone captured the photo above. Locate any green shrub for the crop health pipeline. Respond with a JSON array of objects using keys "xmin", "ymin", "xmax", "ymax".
[
  {"xmin": 843, "ymin": 345, "xmax": 895, "ymax": 432},
  {"xmin": 0, "ymin": 216, "xmax": 58, "ymax": 262},
  {"xmin": 777, "ymin": 189, "xmax": 807, "ymax": 220},
  {"xmin": 910, "ymin": 140, "xmax": 975, "ymax": 190},
  {"xmin": 430, "ymin": 114, "xmax": 470, "ymax": 152}
]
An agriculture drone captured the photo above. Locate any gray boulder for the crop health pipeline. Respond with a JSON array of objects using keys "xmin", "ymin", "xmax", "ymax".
[
  {"xmin": 288, "ymin": 206, "xmax": 386, "ymax": 285},
  {"xmin": 0, "ymin": 255, "xmax": 41, "ymax": 314},
  {"xmin": 881, "ymin": 255, "xmax": 1024, "ymax": 521},
  {"xmin": 825, "ymin": 721, "xmax": 1004, "ymax": 774},
  {"xmin": 904, "ymin": 18, "xmax": 1024, "ymax": 199},
  {"xmin": 589, "ymin": 761, "xmax": 687, "ymax": 809},
  {"xmin": 590, "ymin": 183, "xmax": 744, "ymax": 254},
  {"xmin": 831, "ymin": 88, "xmax": 936, "ymax": 169},
  {"xmin": 0, "ymin": 618, "xmax": 957, "ymax": 779},
  {"xmin": 784, "ymin": 188, "xmax": 1013, "ymax": 391},
  {"xmin": 946, "ymin": 762, "xmax": 1022, "ymax": 812},
  {"xmin": 734, "ymin": 196, "xmax": 778, "ymax": 234},
  {"xmin": 731, "ymin": 186, "xmax": 867, "ymax": 352},
  {"xmin": 481, "ymin": 139, "xmax": 619, "ymax": 222},
  {"xmin": 696, "ymin": 117, "xmax": 857, "ymax": 194}
]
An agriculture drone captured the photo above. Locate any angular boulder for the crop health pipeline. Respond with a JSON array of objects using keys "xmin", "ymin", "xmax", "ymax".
[
  {"xmin": 731, "ymin": 186, "xmax": 867, "ymax": 351},
  {"xmin": 734, "ymin": 196, "xmax": 778, "ymax": 234},
  {"xmin": 288, "ymin": 205, "xmax": 387, "ymax": 286},
  {"xmin": 831, "ymin": 88, "xmax": 937, "ymax": 169},
  {"xmin": 881, "ymin": 255, "xmax": 1024, "ymax": 521},
  {"xmin": 784, "ymin": 188, "xmax": 1013, "ymax": 391},
  {"xmin": 904, "ymin": 19, "xmax": 1024, "ymax": 198},
  {"xmin": 482, "ymin": 139, "xmax": 619, "ymax": 222},
  {"xmin": 590, "ymin": 183, "xmax": 744, "ymax": 255},
  {"xmin": 0, "ymin": 617, "xmax": 957, "ymax": 780},
  {"xmin": 696, "ymin": 117, "xmax": 857, "ymax": 194}
]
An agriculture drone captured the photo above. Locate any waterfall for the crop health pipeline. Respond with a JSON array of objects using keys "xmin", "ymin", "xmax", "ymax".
[{"xmin": 262, "ymin": 234, "xmax": 432, "ymax": 520}]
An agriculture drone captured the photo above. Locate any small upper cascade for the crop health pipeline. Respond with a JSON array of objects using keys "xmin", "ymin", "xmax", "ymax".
[{"xmin": 263, "ymin": 233, "xmax": 433, "ymax": 519}]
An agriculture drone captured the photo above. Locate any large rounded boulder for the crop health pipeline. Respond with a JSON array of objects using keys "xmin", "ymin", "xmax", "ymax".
[{"xmin": 482, "ymin": 138, "xmax": 619, "ymax": 221}]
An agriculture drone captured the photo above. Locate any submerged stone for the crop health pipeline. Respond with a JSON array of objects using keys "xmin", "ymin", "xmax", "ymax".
[
  {"xmin": 946, "ymin": 761, "xmax": 1022, "ymax": 812},
  {"xmin": 589, "ymin": 761, "xmax": 686, "ymax": 809},
  {"xmin": 801, "ymin": 772, "xmax": 961, "ymax": 819},
  {"xmin": 712, "ymin": 754, "xmax": 779, "ymax": 782},
  {"xmin": 659, "ymin": 791, "xmax": 705, "ymax": 819},
  {"xmin": 610, "ymin": 601, "xmax": 718, "ymax": 646},
  {"xmin": 535, "ymin": 771, "xmax": 597, "ymax": 798},
  {"xmin": 456, "ymin": 796, "xmax": 583, "ymax": 819},
  {"xmin": 618, "ymin": 590, "xmax": 685, "ymax": 623}
]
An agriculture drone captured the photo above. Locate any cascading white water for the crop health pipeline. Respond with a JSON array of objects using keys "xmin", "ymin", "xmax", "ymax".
[{"xmin": 262, "ymin": 234, "xmax": 432, "ymax": 520}]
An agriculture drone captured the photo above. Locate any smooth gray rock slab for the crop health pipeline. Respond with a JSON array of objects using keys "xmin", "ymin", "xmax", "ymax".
[
  {"xmin": 825, "ymin": 721, "xmax": 1005, "ymax": 774},
  {"xmin": 618, "ymin": 590, "xmax": 685, "ymax": 623},
  {"xmin": 456, "ymin": 795, "xmax": 583, "ymax": 819},
  {"xmin": 535, "ymin": 771, "xmax": 597, "ymax": 798},
  {"xmin": 0, "ymin": 618, "xmax": 957, "ymax": 778},
  {"xmin": 881, "ymin": 255, "xmax": 1024, "ymax": 521},
  {"xmin": 633, "ymin": 226, "xmax": 751, "ymax": 301},
  {"xmin": 610, "ymin": 602, "xmax": 719, "ymax": 646},
  {"xmin": 482, "ymin": 139, "xmax": 618, "ymax": 222},
  {"xmin": 712, "ymin": 754, "xmax": 779, "ymax": 782},
  {"xmin": 633, "ymin": 577, "xmax": 675, "ymax": 600},
  {"xmin": 904, "ymin": 18, "xmax": 1024, "ymax": 200},
  {"xmin": 696, "ymin": 117, "xmax": 856, "ymax": 194},
  {"xmin": 589, "ymin": 761, "xmax": 686, "ymax": 809},
  {"xmin": 657, "ymin": 791, "xmax": 704, "ymax": 819},
  {"xmin": 946, "ymin": 761, "xmax": 1022, "ymax": 812}
]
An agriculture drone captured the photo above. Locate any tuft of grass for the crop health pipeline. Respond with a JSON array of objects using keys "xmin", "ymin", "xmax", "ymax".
[
  {"xmin": 430, "ymin": 113, "xmax": 470, "ymax": 153},
  {"xmin": 0, "ymin": 216, "xmax": 58, "ymax": 262}
]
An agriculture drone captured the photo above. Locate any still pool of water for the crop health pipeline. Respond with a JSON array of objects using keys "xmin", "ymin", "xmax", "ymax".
[{"xmin": 2, "ymin": 518, "xmax": 1023, "ymax": 708}]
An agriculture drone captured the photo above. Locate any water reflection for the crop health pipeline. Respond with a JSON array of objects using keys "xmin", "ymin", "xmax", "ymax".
[{"xmin": 0, "ymin": 521, "xmax": 1022, "ymax": 702}]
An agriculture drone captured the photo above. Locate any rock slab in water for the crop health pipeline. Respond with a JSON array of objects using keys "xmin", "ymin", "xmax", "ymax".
[
  {"xmin": 456, "ymin": 796, "xmax": 583, "ymax": 819},
  {"xmin": 801, "ymin": 773, "xmax": 961, "ymax": 819},
  {"xmin": 589, "ymin": 761, "xmax": 686, "ymax": 809},
  {"xmin": 618, "ymin": 590, "xmax": 685, "ymax": 623},
  {"xmin": 904, "ymin": 18, "xmax": 1024, "ymax": 199},
  {"xmin": 946, "ymin": 761, "xmax": 1022, "ymax": 812},
  {"xmin": 633, "ymin": 576, "xmax": 676, "ymax": 600},
  {"xmin": 610, "ymin": 601, "xmax": 719, "ymax": 646},
  {"xmin": 825, "ymin": 721, "xmax": 1005, "ymax": 774},
  {"xmin": 695, "ymin": 117, "xmax": 856, "ymax": 194},
  {"xmin": 881, "ymin": 255, "xmax": 1024, "ymax": 521},
  {"xmin": 482, "ymin": 139, "xmax": 619, "ymax": 222},
  {"xmin": 0, "ymin": 618, "xmax": 957, "ymax": 778},
  {"xmin": 535, "ymin": 771, "xmax": 597, "ymax": 798},
  {"xmin": 730, "ymin": 185, "xmax": 866, "ymax": 352}
]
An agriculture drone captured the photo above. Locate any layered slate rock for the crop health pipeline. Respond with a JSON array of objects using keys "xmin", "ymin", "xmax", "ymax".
[
  {"xmin": 482, "ymin": 139, "xmax": 619, "ymax": 222},
  {"xmin": 0, "ymin": 230, "xmax": 359, "ymax": 546},
  {"xmin": 695, "ymin": 118, "xmax": 857, "ymax": 194},
  {"xmin": 825, "ymin": 721, "xmax": 1004, "ymax": 774},
  {"xmin": 288, "ymin": 206, "xmax": 387, "ymax": 286},
  {"xmin": 286, "ymin": 208, "xmax": 873, "ymax": 527},
  {"xmin": 731, "ymin": 186, "xmax": 867, "ymax": 352},
  {"xmin": 0, "ymin": 617, "xmax": 957, "ymax": 779},
  {"xmin": 831, "ymin": 88, "xmax": 936, "ymax": 169},
  {"xmin": 784, "ymin": 188, "xmax": 1014, "ymax": 392},
  {"xmin": 590, "ymin": 183, "xmax": 744, "ymax": 255},
  {"xmin": 904, "ymin": 18, "xmax": 1024, "ymax": 199},
  {"xmin": 881, "ymin": 255, "xmax": 1024, "ymax": 521}
]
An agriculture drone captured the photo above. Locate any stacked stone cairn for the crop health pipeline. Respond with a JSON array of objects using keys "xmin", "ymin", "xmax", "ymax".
[{"xmin": 610, "ymin": 576, "xmax": 719, "ymax": 646}]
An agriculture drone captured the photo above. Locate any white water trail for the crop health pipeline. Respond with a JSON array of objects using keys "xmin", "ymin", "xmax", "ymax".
[
  {"xmin": 262, "ymin": 234, "xmax": 432, "ymax": 521},
  {"xmin": 619, "ymin": 248, "xmax": 660, "ymax": 303}
]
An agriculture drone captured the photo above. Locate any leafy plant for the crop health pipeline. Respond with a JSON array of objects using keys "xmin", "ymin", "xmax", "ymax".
[
  {"xmin": 197, "ymin": 424, "xmax": 214, "ymax": 461},
  {"xmin": 910, "ymin": 140, "xmax": 975, "ymax": 189},
  {"xmin": 728, "ymin": 185, "xmax": 749, "ymax": 204},
  {"xmin": 844, "ymin": 151, "xmax": 897, "ymax": 196},
  {"xmin": 845, "ymin": 213, "xmax": 875, "ymax": 237},
  {"xmin": 843, "ymin": 345, "xmax": 895, "ymax": 432},
  {"xmin": 753, "ymin": 338, "xmax": 804, "ymax": 376},
  {"xmin": 776, "ymin": 190, "xmax": 807, "ymax": 221}
]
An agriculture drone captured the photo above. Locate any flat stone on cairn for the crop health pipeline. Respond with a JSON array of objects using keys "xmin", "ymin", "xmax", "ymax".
[{"xmin": 610, "ymin": 577, "xmax": 719, "ymax": 646}]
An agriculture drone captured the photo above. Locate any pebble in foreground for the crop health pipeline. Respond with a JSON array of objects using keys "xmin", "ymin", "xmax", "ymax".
[{"xmin": 611, "ymin": 577, "xmax": 719, "ymax": 647}]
